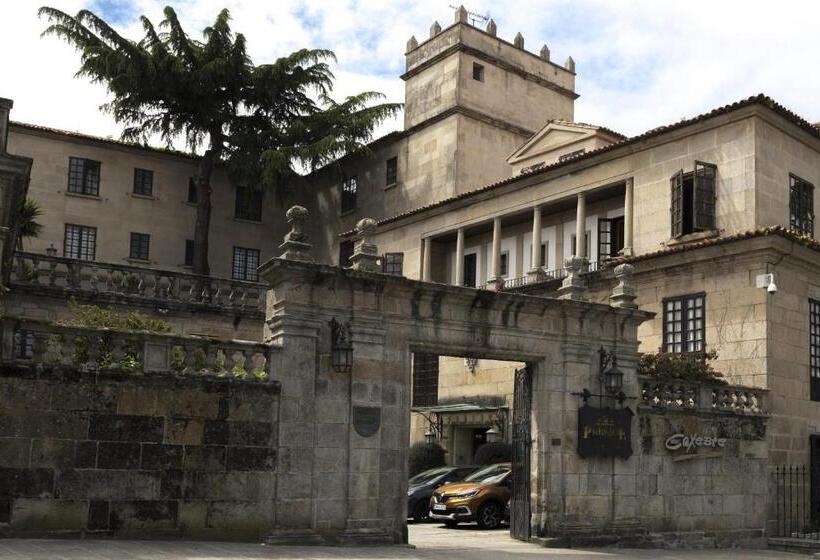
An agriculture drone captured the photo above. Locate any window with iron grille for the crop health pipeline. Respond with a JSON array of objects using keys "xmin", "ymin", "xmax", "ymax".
[
  {"xmin": 187, "ymin": 177, "xmax": 198, "ymax": 203},
  {"xmin": 341, "ymin": 176, "xmax": 357, "ymax": 214},
  {"xmin": 67, "ymin": 157, "xmax": 101, "ymax": 196},
  {"xmin": 810, "ymin": 299, "xmax": 820, "ymax": 401},
  {"xmin": 385, "ymin": 157, "xmax": 398, "ymax": 186},
  {"xmin": 232, "ymin": 246, "xmax": 260, "ymax": 281},
  {"xmin": 13, "ymin": 329, "xmax": 34, "ymax": 359},
  {"xmin": 133, "ymin": 168, "xmax": 153, "ymax": 196},
  {"xmin": 338, "ymin": 240, "xmax": 354, "ymax": 268},
  {"xmin": 235, "ymin": 186, "xmax": 263, "ymax": 221},
  {"xmin": 412, "ymin": 353, "xmax": 439, "ymax": 407},
  {"xmin": 472, "ymin": 62, "xmax": 484, "ymax": 82},
  {"xmin": 184, "ymin": 239, "xmax": 194, "ymax": 267},
  {"xmin": 63, "ymin": 224, "xmax": 97, "ymax": 261},
  {"xmin": 671, "ymin": 161, "xmax": 716, "ymax": 238},
  {"xmin": 129, "ymin": 232, "xmax": 150, "ymax": 261},
  {"xmin": 663, "ymin": 293, "xmax": 705, "ymax": 353},
  {"xmin": 382, "ymin": 252, "xmax": 403, "ymax": 275},
  {"xmin": 790, "ymin": 174, "xmax": 814, "ymax": 237}
]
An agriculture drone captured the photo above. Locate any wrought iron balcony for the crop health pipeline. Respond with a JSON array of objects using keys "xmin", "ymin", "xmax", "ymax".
[{"xmin": 10, "ymin": 251, "xmax": 266, "ymax": 317}]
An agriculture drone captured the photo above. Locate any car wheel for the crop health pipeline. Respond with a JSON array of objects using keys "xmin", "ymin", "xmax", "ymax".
[
  {"xmin": 477, "ymin": 502, "xmax": 502, "ymax": 530},
  {"xmin": 413, "ymin": 501, "xmax": 429, "ymax": 522}
]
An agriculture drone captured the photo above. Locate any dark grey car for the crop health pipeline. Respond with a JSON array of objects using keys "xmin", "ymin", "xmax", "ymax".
[{"xmin": 407, "ymin": 465, "xmax": 479, "ymax": 521}]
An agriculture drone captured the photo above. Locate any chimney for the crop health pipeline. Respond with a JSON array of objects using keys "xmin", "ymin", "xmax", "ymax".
[{"xmin": 0, "ymin": 98, "xmax": 12, "ymax": 155}]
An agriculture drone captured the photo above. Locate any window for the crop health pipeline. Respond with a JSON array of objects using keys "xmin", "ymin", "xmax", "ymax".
[
  {"xmin": 463, "ymin": 253, "xmax": 477, "ymax": 287},
  {"xmin": 235, "ymin": 186, "xmax": 262, "ymax": 222},
  {"xmin": 341, "ymin": 176, "xmax": 357, "ymax": 214},
  {"xmin": 187, "ymin": 178, "xmax": 198, "ymax": 203},
  {"xmin": 811, "ymin": 299, "xmax": 820, "ymax": 401},
  {"xmin": 339, "ymin": 240, "xmax": 354, "ymax": 268},
  {"xmin": 67, "ymin": 157, "xmax": 101, "ymax": 196},
  {"xmin": 133, "ymin": 168, "xmax": 153, "ymax": 196},
  {"xmin": 499, "ymin": 251, "xmax": 509, "ymax": 277},
  {"xmin": 570, "ymin": 232, "xmax": 590, "ymax": 258},
  {"xmin": 598, "ymin": 216, "xmax": 625, "ymax": 259},
  {"xmin": 385, "ymin": 157, "xmax": 398, "ymax": 186},
  {"xmin": 129, "ymin": 232, "xmax": 150, "ymax": 261},
  {"xmin": 412, "ymin": 353, "xmax": 439, "ymax": 407},
  {"xmin": 184, "ymin": 239, "xmax": 194, "ymax": 267},
  {"xmin": 232, "ymin": 246, "xmax": 260, "ymax": 281},
  {"xmin": 472, "ymin": 62, "xmax": 484, "ymax": 82},
  {"xmin": 671, "ymin": 161, "xmax": 716, "ymax": 238},
  {"xmin": 663, "ymin": 293, "xmax": 705, "ymax": 354},
  {"xmin": 790, "ymin": 174, "xmax": 814, "ymax": 237},
  {"xmin": 63, "ymin": 224, "xmax": 97, "ymax": 261},
  {"xmin": 382, "ymin": 253, "xmax": 404, "ymax": 275}
]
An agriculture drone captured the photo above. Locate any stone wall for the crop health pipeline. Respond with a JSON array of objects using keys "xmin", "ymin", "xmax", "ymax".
[{"xmin": 0, "ymin": 367, "xmax": 280, "ymax": 539}]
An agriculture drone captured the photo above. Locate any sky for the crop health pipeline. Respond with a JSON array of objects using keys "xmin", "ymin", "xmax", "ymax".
[{"xmin": 2, "ymin": 0, "xmax": 820, "ymax": 147}]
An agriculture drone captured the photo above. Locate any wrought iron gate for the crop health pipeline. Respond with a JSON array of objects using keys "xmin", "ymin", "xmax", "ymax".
[{"xmin": 510, "ymin": 366, "xmax": 532, "ymax": 540}]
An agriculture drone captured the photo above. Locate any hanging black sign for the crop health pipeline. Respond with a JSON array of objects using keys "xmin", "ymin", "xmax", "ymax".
[{"xmin": 577, "ymin": 405, "xmax": 633, "ymax": 459}]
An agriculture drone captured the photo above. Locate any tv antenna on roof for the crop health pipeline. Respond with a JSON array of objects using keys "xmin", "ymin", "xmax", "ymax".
[{"xmin": 449, "ymin": 5, "xmax": 490, "ymax": 26}]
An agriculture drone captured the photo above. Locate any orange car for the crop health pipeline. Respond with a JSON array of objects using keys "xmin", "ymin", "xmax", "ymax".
[{"xmin": 428, "ymin": 462, "xmax": 511, "ymax": 529}]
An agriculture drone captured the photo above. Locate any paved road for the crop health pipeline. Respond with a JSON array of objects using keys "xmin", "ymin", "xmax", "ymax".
[{"xmin": 0, "ymin": 524, "xmax": 803, "ymax": 559}]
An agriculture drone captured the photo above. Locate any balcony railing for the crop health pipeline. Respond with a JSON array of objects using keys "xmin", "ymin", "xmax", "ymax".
[
  {"xmin": 477, "ymin": 260, "xmax": 604, "ymax": 291},
  {"xmin": 1, "ymin": 316, "xmax": 275, "ymax": 379},
  {"xmin": 638, "ymin": 375, "xmax": 767, "ymax": 415},
  {"xmin": 10, "ymin": 251, "xmax": 266, "ymax": 316}
]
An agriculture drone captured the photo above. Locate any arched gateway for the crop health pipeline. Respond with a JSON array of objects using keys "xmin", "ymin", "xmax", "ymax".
[{"xmin": 260, "ymin": 209, "xmax": 651, "ymax": 545}]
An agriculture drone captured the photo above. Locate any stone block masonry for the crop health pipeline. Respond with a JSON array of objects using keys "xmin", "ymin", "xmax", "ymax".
[{"xmin": 0, "ymin": 367, "xmax": 280, "ymax": 539}]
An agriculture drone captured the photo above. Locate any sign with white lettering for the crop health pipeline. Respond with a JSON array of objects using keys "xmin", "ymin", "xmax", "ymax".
[{"xmin": 665, "ymin": 433, "xmax": 727, "ymax": 453}]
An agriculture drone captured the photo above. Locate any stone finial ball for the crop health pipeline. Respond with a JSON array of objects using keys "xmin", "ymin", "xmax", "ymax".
[
  {"xmin": 286, "ymin": 205, "xmax": 308, "ymax": 223},
  {"xmin": 614, "ymin": 263, "xmax": 634, "ymax": 278},
  {"xmin": 356, "ymin": 218, "xmax": 377, "ymax": 235}
]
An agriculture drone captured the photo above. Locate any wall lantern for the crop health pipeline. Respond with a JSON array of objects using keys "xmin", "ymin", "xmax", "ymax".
[
  {"xmin": 329, "ymin": 318, "xmax": 353, "ymax": 373},
  {"xmin": 424, "ymin": 430, "xmax": 436, "ymax": 445},
  {"xmin": 485, "ymin": 426, "xmax": 501, "ymax": 443},
  {"xmin": 599, "ymin": 346, "xmax": 626, "ymax": 404}
]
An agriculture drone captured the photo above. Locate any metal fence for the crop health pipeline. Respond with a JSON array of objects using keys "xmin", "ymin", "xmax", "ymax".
[{"xmin": 772, "ymin": 465, "xmax": 820, "ymax": 538}]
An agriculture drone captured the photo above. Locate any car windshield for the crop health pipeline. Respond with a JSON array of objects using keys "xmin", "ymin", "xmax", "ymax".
[
  {"xmin": 464, "ymin": 464, "xmax": 510, "ymax": 484},
  {"xmin": 409, "ymin": 467, "xmax": 453, "ymax": 485}
]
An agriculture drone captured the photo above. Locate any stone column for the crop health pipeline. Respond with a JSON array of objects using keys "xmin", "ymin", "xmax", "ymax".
[
  {"xmin": 610, "ymin": 263, "xmax": 638, "ymax": 309},
  {"xmin": 490, "ymin": 217, "xmax": 502, "ymax": 288},
  {"xmin": 527, "ymin": 206, "xmax": 545, "ymax": 283},
  {"xmin": 622, "ymin": 178, "xmax": 634, "ymax": 256},
  {"xmin": 574, "ymin": 193, "xmax": 586, "ymax": 259},
  {"xmin": 455, "ymin": 228, "xmax": 465, "ymax": 286},
  {"xmin": 421, "ymin": 238, "xmax": 432, "ymax": 282}
]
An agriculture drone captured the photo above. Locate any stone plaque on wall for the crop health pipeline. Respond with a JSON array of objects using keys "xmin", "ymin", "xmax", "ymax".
[
  {"xmin": 577, "ymin": 405, "xmax": 633, "ymax": 459},
  {"xmin": 353, "ymin": 406, "xmax": 381, "ymax": 437}
]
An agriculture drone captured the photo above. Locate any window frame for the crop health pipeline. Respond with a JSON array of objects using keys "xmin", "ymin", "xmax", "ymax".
[
  {"xmin": 129, "ymin": 232, "xmax": 151, "ymax": 261},
  {"xmin": 385, "ymin": 156, "xmax": 398, "ymax": 187},
  {"xmin": 790, "ymin": 174, "xmax": 815, "ymax": 238},
  {"xmin": 338, "ymin": 240, "xmax": 354, "ymax": 268},
  {"xmin": 662, "ymin": 293, "xmax": 706, "ymax": 354},
  {"xmin": 132, "ymin": 168, "xmax": 154, "ymax": 197},
  {"xmin": 382, "ymin": 252, "xmax": 404, "ymax": 275},
  {"xmin": 671, "ymin": 162, "xmax": 717, "ymax": 238},
  {"xmin": 63, "ymin": 224, "xmax": 97, "ymax": 261},
  {"xmin": 412, "ymin": 353, "xmax": 439, "ymax": 407},
  {"xmin": 234, "ymin": 186, "xmax": 263, "ymax": 222},
  {"xmin": 184, "ymin": 239, "xmax": 194, "ymax": 267},
  {"xmin": 810, "ymin": 299, "xmax": 820, "ymax": 401},
  {"xmin": 341, "ymin": 176, "xmax": 358, "ymax": 214},
  {"xmin": 232, "ymin": 246, "xmax": 260, "ymax": 282},
  {"xmin": 472, "ymin": 62, "xmax": 485, "ymax": 82},
  {"xmin": 67, "ymin": 157, "xmax": 101, "ymax": 196}
]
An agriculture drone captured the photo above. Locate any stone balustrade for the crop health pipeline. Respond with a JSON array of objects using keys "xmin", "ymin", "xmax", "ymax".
[
  {"xmin": 639, "ymin": 375, "xmax": 767, "ymax": 415},
  {"xmin": 10, "ymin": 251, "xmax": 266, "ymax": 316},
  {"xmin": 1, "ymin": 316, "xmax": 274, "ymax": 379}
]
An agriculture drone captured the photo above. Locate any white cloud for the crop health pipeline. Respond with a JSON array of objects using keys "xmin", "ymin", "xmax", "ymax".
[{"xmin": 2, "ymin": 0, "xmax": 818, "ymax": 145}]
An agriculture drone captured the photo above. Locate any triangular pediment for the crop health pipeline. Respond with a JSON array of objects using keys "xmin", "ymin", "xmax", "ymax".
[{"xmin": 507, "ymin": 122, "xmax": 599, "ymax": 164}]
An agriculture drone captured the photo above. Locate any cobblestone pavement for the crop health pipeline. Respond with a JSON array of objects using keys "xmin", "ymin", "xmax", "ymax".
[{"xmin": 0, "ymin": 524, "xmax": 803, "ymax": 559}]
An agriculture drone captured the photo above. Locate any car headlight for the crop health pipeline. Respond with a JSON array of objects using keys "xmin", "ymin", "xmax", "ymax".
[
  {"xmin": 407, "ymin": 490, "xmax": 415, "ymax": 496},
  {"xmin": 451, "ymin": 490, "xmax": 480, "ymax": 498}
]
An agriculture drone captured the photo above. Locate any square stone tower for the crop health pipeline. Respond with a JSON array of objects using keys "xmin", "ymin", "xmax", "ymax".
[{"xmin": 402, "ymin": 6, "xmax": 577, "ymax": 198}]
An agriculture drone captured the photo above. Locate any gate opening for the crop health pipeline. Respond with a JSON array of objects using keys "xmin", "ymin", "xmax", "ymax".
[{"xmin": 408, "ymin": 353, "xmax": 533, "ymax": 540}]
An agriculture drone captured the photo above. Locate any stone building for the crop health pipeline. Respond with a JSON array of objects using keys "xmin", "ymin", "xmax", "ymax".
[{"xmin": 1, "ymin": 5, "xmax": 819, "ymax": 546}]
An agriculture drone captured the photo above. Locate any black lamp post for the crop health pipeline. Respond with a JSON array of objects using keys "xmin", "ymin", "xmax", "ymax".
[{"xmin": 329, "ymin": 318, "xmax": 353, "ymax": 373}]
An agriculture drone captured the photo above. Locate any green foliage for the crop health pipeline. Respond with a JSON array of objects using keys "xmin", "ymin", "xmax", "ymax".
[
  {"xmin": 18, "ymin": 198, "xmax": 43, "ymax": 249},
  {"xmin": 170, "ymin": 346, "xmax": 186, "ymax": 372},
  {"xmin": 473, "ymin": 442, "xmax": 512, "ymax": 465},
  {"xmin": 251, "ymin": 367, "xmax": 268, "ymax": 381},
  {"xmin": 63, "ymin": 299, "xmax": 171, "ymax": 333},
  {"xmin": 39, "ymin": 5, "xmax": 402, "ymax": 273},
  {"xmin": 638, "ymin": 349, "xmax": 727, "ymax": 385},
  {"xmin": 408, "ymin": 442, "xmax": 446, "ymax": 476}
]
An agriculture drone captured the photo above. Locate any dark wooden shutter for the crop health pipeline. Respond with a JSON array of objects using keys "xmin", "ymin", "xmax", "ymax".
[
  {"xmin": 597, "ymin": 218, "xmax": 612, "ymax": 261},
  {"xmin": 412, "ymin": 353, "xmax": 439, "ymax": 407},
  {"xmin": 671, "ymin": 169, "xmax": 684, "ymax": 238},
  {"xmin": 693, "ymin": 161, "xmax": 717, "ymax": 231}
]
